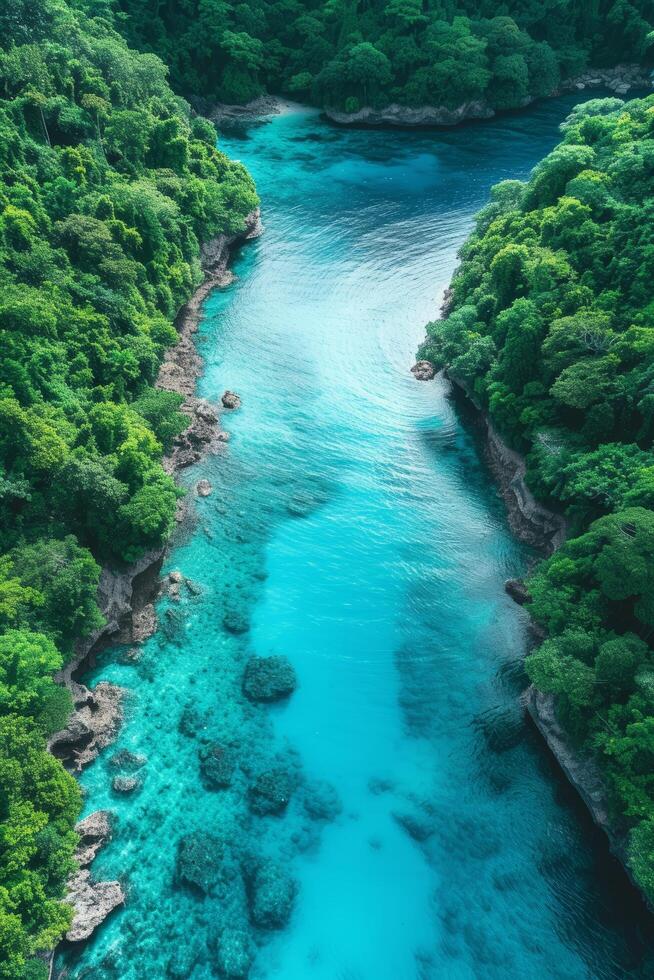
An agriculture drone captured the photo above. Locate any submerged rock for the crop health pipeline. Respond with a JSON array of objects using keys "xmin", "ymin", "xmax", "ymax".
[
  {"xmin": 302, "ymin": 779, "xmax": 342, "ymax": 822},
  {"xmin": 65, "ymin": 870, "xmax": 125, "ymax": 942},
  {"xmin": 178, "ymin": 703, "xmax": 210, "ymax": 740},
  {"xmin": 109, "ymin": 749, "xmax": 147, "ymax": 771},
  {"xmin": 112, "ymin": 775, "xmax": 140, "ymax": 794},
  {"xmin": 176, "ymin": 832, "xmax": 237, "ymax": 895},
  {"xmin": 411, "ymin": 360, "xmax": 436, "ymax": 381},
  {"xmin": 222, "ymin": 390, "xmax": 241, "ymax": 410},
  {"xmin": 245, "ymin": 858, "xmax": 297, "ymax": 930},
  {"xmin": 223, "ymin": 607, "xmax": 250, "ymax": 635},
  {"xmin": 167, "ymin": 943, "xmax": 200, "ymax": 978},
  {"xmin": 197, "ymin": 479, "xmax": 213, "ymax": 497},
  {"xmin": 200, "ymin": 743, "xmax": 237, "ymax": 789},
  {"xmin": 249, "ymin": 767, "xmax": 293, "ymax": 815},
  {"xmin": 242, "ymin": 655, "xmax": 297, "ymax": 703},
  {"xmin": 216, "ymin": 927, "xmax": 253, "ymax": 978}
]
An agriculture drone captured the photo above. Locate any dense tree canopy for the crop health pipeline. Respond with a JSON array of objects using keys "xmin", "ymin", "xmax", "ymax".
[
  {"xmin": 113, "ymin": 0, "xmax": 654, "ymax": 112},
  {"xmin": 0, "ymin": 0, "xmax": 257, "ymax": 973},
  {"xmin": 421, "ymin": 94, "xmax": 654, "ymax": 903}
]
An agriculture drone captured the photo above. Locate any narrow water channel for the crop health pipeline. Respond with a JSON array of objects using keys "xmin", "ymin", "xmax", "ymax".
[{"xmin": 60, "ymin": 97, "xmax": 653, "ymax": 979}]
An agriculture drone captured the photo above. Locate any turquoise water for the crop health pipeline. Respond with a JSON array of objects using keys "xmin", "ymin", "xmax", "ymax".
[{"xmin": 60, "ymin": 99, "xmax": 653, "ymax": 979}]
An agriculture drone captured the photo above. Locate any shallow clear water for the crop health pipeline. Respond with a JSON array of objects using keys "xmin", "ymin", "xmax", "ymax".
[{"xmin": 61, "ymin": 99, "xmax": 654, "ymax": 979}]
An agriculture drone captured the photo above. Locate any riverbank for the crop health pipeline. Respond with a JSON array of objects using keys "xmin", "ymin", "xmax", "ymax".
[
  {"xmin": 324, "ymin": 63, "xmax": 652, "ymax": 127},
  {"xmin": 49, "ymin": 208, "xmax": 262, "ymax": 950}
]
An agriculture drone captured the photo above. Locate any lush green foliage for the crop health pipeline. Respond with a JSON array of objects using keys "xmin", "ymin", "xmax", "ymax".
[
  {"xmin": 0, "ymin": 0, "xmax": 257, "ymax": 972},
  {"xmin": 115, "ymin": 0, "xmax": 654, "ymax": 111},
  {"xmin": 422, "ymin": 94, "xmax": 654, "ymax": 901}
]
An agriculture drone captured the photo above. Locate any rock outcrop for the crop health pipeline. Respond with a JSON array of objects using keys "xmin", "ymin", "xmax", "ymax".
[
  {"xmin": 242, "ymin": 655, "xmax": 297, "ymax": 703},
  {"xmin": 505, "ymin": 578, "xmax": 529, "ymax": 605},
  {"xmin": 49, "ymin": 681, "xmax": 124, "ymax": 771},
  {"xmin": 65, "ymin": 810, "xmax": 123, "ymax": 942},
  {"xmin": 245, "ymin": 858, "xmax": 297, "ymax": 930},
  {"xmin": 249, "ymin": 766, "xmax": 294, "ymax": 816},
  {"xmin": 411, "ymin": 360, "xmax": 436, "ymax": 381},
  {"xmin": 222, "ymin": 390, "xmax": 242, "ymax": 410},
  {"xmin": 75, "ymin": 810, "xmax": 114, "ymax": 868},
  {"xmin": 196, "ymin": 478, "xmax": 213, "ymax": 497},
  {"xmin": 65, "ymin": 871, "xmax": 125, "ymax": 942}
]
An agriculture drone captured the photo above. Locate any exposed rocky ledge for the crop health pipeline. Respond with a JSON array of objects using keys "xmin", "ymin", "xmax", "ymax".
[
  {"xmin": 325, "ymin": 63, "xmax": 652, "ymax": 127},
  {"xmin": 65, "ymin": 872, "xmax": 124, "ymax": 943},
  {"xmin": 445, "ymin": 372, "xmax": 567, "ymax": 554},
  {"xmin": 64, "ymin": 810, "xmax": 124, "ymax": 943},
  {"xmin": 49, "ymin": 682, "xmax": 123, "ymax": 771},
  {"xmin": 525, "ymin": 686, "xmax": 651, "ymax": 909}
]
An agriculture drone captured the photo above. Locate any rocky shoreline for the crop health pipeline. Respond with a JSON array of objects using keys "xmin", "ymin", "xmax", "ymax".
[
  {"xmin": 325, "ymin": 63, "xmax": 652, "ymax": 127},
  {"xmin": 413, "ymin": 361, "xmax": 649, "ymax": 910},
  {"xmin": 49, "ymin": 208, "xmax": 262, "ymax": 955}
]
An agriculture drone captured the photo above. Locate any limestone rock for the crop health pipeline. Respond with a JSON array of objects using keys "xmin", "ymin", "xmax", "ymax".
[
  {"xmin": 242, "ymin": 655, "xmax": 297, "ymax": 703},
  {"xmin": 197, "ymin": 479, "xmax": 213, "ymax": 497},
  {"xmin": 65, "ymin": 870, "xmax": 124, "ymax": 942},
  {"xmin": 49, "ymin": 682, "xmax": 124, "ymax": 770},
  {"xmin": 223, "ymin": 607, "xmax": 249, "ymax": 635}
]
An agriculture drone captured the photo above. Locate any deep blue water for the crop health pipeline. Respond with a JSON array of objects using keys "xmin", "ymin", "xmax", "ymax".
[{"xmin": 60, "ymin": 98, "xmax": 653, "ymax": 979}]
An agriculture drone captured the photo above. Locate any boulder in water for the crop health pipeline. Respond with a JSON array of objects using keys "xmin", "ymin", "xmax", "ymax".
[
  {"xmin": 223, "ymin": 607, "xmax": 249, "ymax": 635},
  {"xmin": 65, "ymin": 870, "xmax": 124, "ymax": 942},
  {"xmin": 242, "ymin": 655, "xmax": 297, "ymax": 703},
  {"xmin": 410, "ymin": 360, "xmax": 436, "ymax": 381},
  {"xmin": 222, "ymin": 390, "xmax": 241, "ymax": 410},
  {"xmin": 197, "ymin": 478, "xmax": 213, "ymax": 497},
  {"xmin": 246, "ymin": 858, "xmax": 297, "ymax": 930},
  {"xmin": 112, "ymin": 775, "xmax": 140, "ymax": 794},
  {"xmin": 177, "ymin": 832, "xmax": 238, "ymax": 895},
  {"xmin": 249, "ymin": 767, "xmax": 293, "ymax": 815},
  {"xmin": 216, "ymin": 927, "xmax": 253, "ymax": 978},
  {"xmin": 302, "ymin": 779, "xmax": 342, "ymax": 821},
  {"xmin": 200, "ymin": 743, "xmax": 237, "ymax": 789}
]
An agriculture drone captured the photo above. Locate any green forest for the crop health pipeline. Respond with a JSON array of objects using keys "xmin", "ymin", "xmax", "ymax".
[
  {"xmin": 115, "ymin": 0, "xmax": 654, "ymax": 112},
  {"xmin": 421, "ymin": 93, "xmax": 654, "ymax": 902},
  {"xmin": 0, "ymin": 0, "xmax": 256, "ymax": 974}
]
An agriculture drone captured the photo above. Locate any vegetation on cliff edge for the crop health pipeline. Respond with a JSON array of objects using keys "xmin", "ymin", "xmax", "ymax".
[
  {"xmin": 421, "ymin": 93, "xmax": 654, "ymax": 902},
  {"xmin": 114, "ymin": 0, "xmax": 654, "ymax": 112},
  {"xmin": 0, "ymin": 0, "xmax": 257, "ymax": 973}
]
